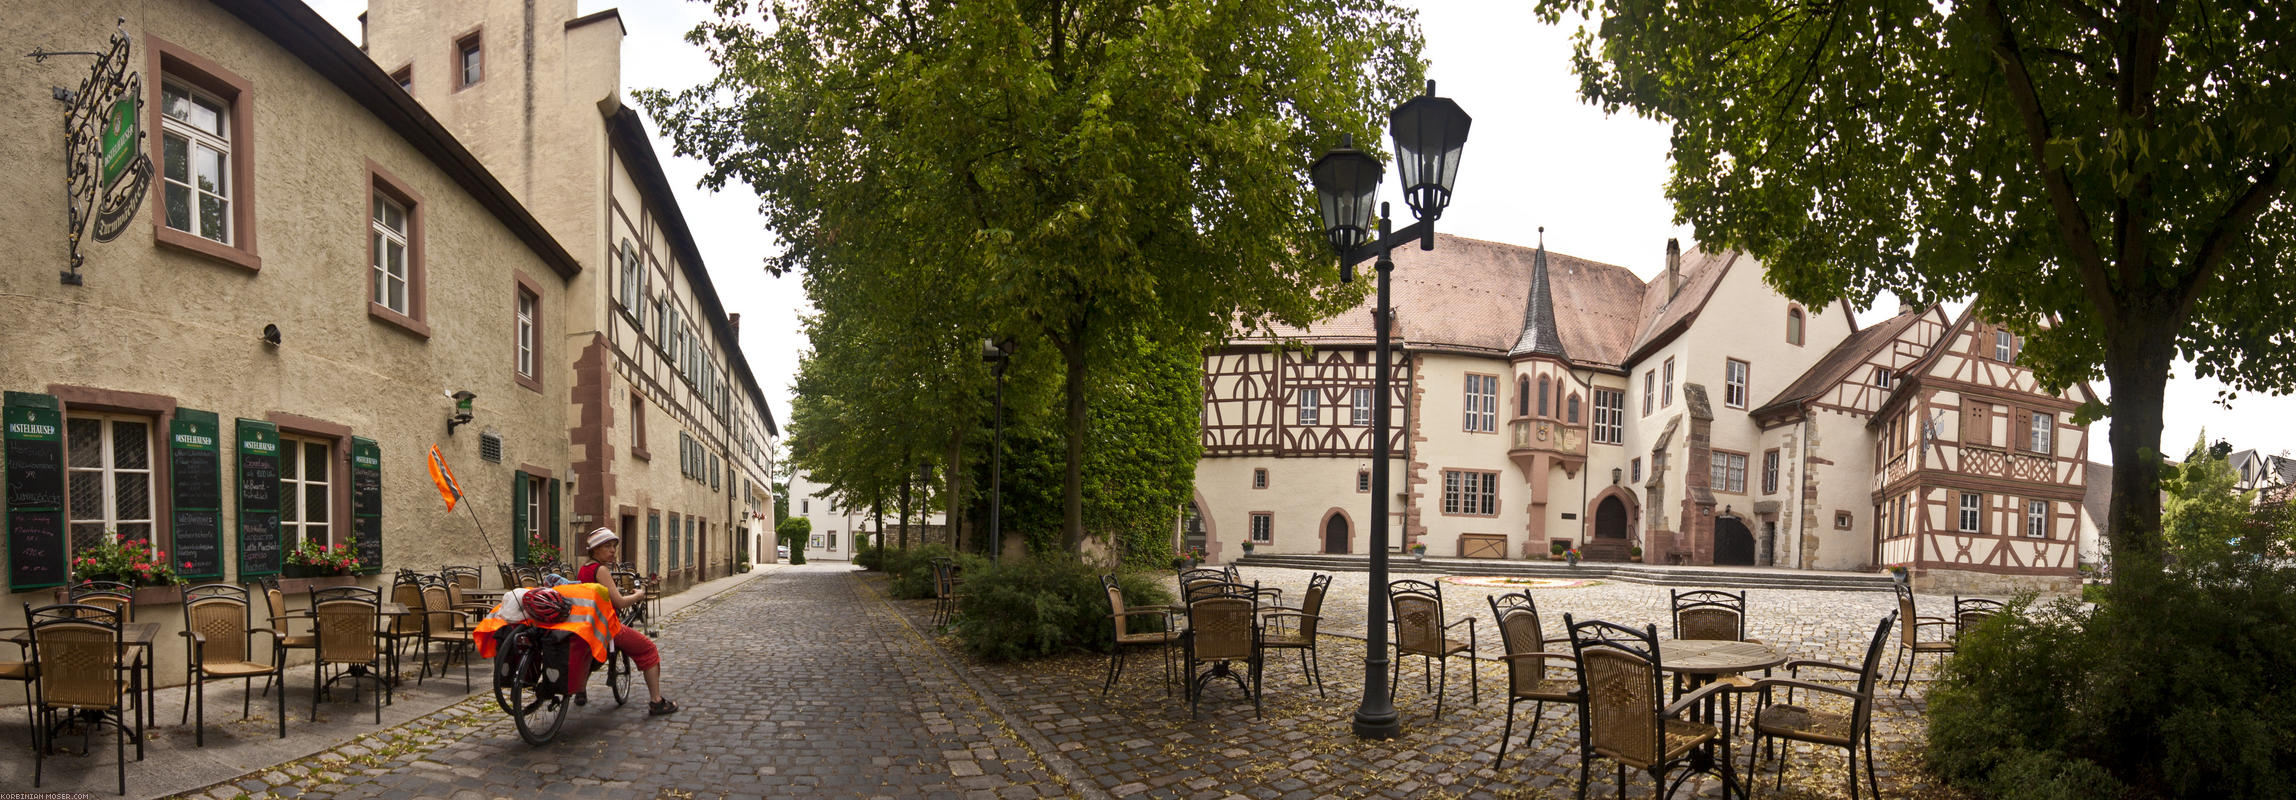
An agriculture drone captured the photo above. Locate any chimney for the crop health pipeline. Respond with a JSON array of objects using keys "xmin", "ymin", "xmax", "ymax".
[
  {"xmin": 1899, "ymin": 299, "xmax": 1917, "ymax": 316},
  {"xmin": 1665, "ymin": 238, "xmax": 1681, "ymax": 299},
  {"xmin": 727, "ymin": 313, "xmax": 741, "ymax": 338}
]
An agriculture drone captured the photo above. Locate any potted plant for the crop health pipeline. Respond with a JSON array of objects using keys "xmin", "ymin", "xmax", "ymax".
[
  {"xmin": 1885, "ymin": 563, "xmax": 1910, "ymax": 584},
  {"xmin": 522, "ymin": 534, "xmax": 562, "ymax": 568},
  {"xmin": 737, "ymin": 560, "xmax": 753, "ymax": 573},
  {"xmin": 1240, "ymin": 541, "xmax": 1256, "ymax": 556},
  {"xmin": 1628, "ymin": 545, "xmax": 1643, "ymax": 563},
  {"xmin": 1565, "ymin": 547, "xmax": 1582, "ymax": 567},
  {"xmin": 285, "ymin": 537, "xmax": 362, "ymax": 578},
  {"xmin": 71, "ymin": 535, "xmax": 181, "ymax": 588},
  {"xmin": 1185, "ymin": 547, "xmax": 1207, "ymax": 569},
  {"xmin": 1409, "ymin": 541, "xmax": 1428, "ymax": 560},
  {"xmin": 1549, "ymin": 541, "xmax": 1568, "ymax": 561}
]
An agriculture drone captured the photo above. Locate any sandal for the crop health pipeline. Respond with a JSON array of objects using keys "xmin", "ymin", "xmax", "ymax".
[
  {"xmin": 573, "ymin": 691, "xmax": 587, "ymax": 707},
  {"xmin": 648, "ymin": 698, "xmax": 680, "ymax": 716}
]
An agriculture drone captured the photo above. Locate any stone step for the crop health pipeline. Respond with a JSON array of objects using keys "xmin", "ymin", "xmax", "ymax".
[{"xmin": 1232, "ymin": 553, "xmax": 1895, "ymax": 592}]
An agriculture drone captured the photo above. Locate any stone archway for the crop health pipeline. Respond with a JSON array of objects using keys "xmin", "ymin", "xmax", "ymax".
[
  {"xmin": 1583, "ymin": 485, "xmax": 1641, "ymax": 561},
  {"xmin": 1320, "ymin": 508, "xmax": 1354, "ymax": 554},
  {"xmin": 1714, "ymin": 516, "xmax": 1756, "ymax": 566}
]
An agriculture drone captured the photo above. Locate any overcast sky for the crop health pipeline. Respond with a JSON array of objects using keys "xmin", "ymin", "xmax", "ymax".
[{"xmin": 313, "ymin": 0, "xmax": 2295, "ymax": 466}]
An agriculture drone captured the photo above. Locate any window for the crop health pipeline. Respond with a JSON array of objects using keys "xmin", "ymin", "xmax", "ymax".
[
  {"xmin": 1250, "ymin": 513, "xmax": 1273, "ymax": 543},
  {"xmin": 618, "ymin": 240, "xmax": 645, "ymax": 326},
  {"xmin": 1566, "ymin": 393, "xmax": 1581, "ymax": 424},
  {"xmin": 1252, "ymin": 468, "xmax": 1267, "ymax": 489},
  {"xmin": 1662, "ymin": 358, "xmax": 1675, "ymax": 408},
  {"xmin": 279, "ymin": 435, "xmax": 332, "ymax": 552},
  {"xmin": 1643, "ymin": 370, "xmax": 1655, "ymax": 416},
  {"xmin": 1298, "ymin": 390, "xmax": 1320, "ymax": 425},
  {"xmin": 1835, "ymin": 511, "xmax": 1853, "ymax": 530},
  {"xmin": 1630, "ymin": 457, "xmax": 1642, "ymax": 484},
  {"xmin": 1873, "ymin": 367, "xmax": 1892, "ymax": 389},
  {"xmin": 1961, "ymin": 400, "xmax": 1992, "ymax": 446},
  {"xmin": 366, "ymin": 165, "xmax": 427, "ymax": 335},
  {"xmin": 1895, "ymin": 495, "xmax": 1909, "ymax": 539},
  {"xmin": 1762, "ymin": 449, "xmax": 1779, "ymax": 495},
  {"xmin": 370, "ymin": 191, "xmax": 409, "ymax": 314},
  {"xmin": 1994, "ymin": 330, "xmax": 2015, "ymax": 361},
  {"xmin": 1537, "ymin": 376, "xmax": 1550, "ymax": 417},
  {"xmin": 826, "ymin": 531, "xmax": 838, "ymax": 551},
  {"xmin": 2029, "ymin": 412, "xmax": 2053, "ymax": 453},
  {"xmin": 800, "ymin": 499, "xmax": 808, "ymax": 514},
  {"xmin": 1464, "ymin": 374, "xmax": 1498, "ymax": 432},
  {"xmin": 455, "ymin": 31, "xmax": 483, "ymax": 89},
  {"xmin": 1787, "ymin": 307, "xmax": 1805, "ymax": 346},
  {"xmin": 524, "ymin": 474, "xmax": 545, "ymax": 544},
  {"xmin": 1959, "ymin": 492, "xmax": 1982, "ymax": 533},
  {"xmin": 1592, "ymin": 389, "xmax": 1624, "ymax": 444},
  {"xmin": 66, "ymin": 415, "xmax": 156, "ymax": 552},
  {"xmin": 1356, "ymin": 470, "xmax": 1370, "ymax": 493},
  {"xmin": 1709, "ymin": 451, "xmax": 1747, "ymax": 493},
  {"xmin": 1724, "ymin": 359, "xmax": 1749, "ymax": 408},
  {"xmin": 1442, "ymin": 469, "xmax": 1499, "ymax": 515},
  {"xmin": 389, "ymin": 65, "xmax": 412, "ymax": 93},
  {"xmin": 1517, "ymin": 377, "xmax": 1530, "ymax": 417},
  {"xmin": 161, "ymin": 82, "xmax": 233, "ymax": 245},
  {"xmin": 630, "ymin": 389, "xmax": 649, "ymax": 458},
  {"xmin": 1352, "ymin": 387, "xmax": 1371, "ymax": 426},
  {"xmin": 515, "ymin": 286, "xmax": 538, "ymax": 380},
  {"xmin": 2026, "ymin": 499, "xmax": 2048, "ymax": 538}
]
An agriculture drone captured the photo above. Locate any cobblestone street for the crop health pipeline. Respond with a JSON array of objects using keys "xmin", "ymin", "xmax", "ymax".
[{"xmin": 165, "ymin": 564, "xmax": 1970, "ymax": 800}]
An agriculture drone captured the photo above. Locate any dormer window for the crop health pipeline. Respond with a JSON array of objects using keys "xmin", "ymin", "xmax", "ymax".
[
  {"xmin": 1874, "ymin": 367, "xmax": 1892, "ymax": 389},
  {"xmin": 1994, "ymin": 330, "xmax": 2015, "ymax": 361}
]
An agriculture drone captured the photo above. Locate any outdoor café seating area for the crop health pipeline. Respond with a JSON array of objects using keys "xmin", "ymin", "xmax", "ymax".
[{"xmin": 1070, "ymin": 565, "xmax": 2005, "ymax": 800}]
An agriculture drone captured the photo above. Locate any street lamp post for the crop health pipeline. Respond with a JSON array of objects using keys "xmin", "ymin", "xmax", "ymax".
[
  {"xmin": 982, "ymin": 338, "xmax": 1015, "ymax": 562},
  {"xmin": 1311, "ymin": 80, "xmax": 1470, "ymax": 741}
]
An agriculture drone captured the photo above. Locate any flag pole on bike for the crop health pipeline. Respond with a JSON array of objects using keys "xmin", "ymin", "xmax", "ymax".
[{"xmin": 428, "ymin": 444, "xmax": 505, "ymax": 567}]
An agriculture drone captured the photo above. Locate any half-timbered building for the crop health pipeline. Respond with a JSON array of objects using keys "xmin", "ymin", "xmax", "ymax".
[{"xmin": 1194, "ymin": 233, "xmax": 2094, "ymax": 593}]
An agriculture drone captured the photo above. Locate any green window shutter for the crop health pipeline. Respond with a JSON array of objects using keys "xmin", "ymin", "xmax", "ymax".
[
  {"xmin": 547, "ymin": 477, "xmax": 562, "ymax": 551},
  {"xmin": 6, "ymin": 391, "xmax": 68, "ymax": 591},
  {"xmin": 646, "ymin": 512, "xmax": 660, "ymax": 575},
  {"xmin": 233, "ymin": 419, "xmax": 282, "ymax": 578},
  {"xmin": 350, "ymin": 436, "xmax": 382, "ymax": 574},
  {"xmin": 167, "ymin": 409, "xmax": 225, "ymax": 581},
  {"xmin": 511, "ymin": 470, "xmax": 529, "ymax": 563}
]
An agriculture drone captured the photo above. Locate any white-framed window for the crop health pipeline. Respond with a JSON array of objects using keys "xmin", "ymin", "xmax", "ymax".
[
  {"xmin": 1762, "ymin": 450, "xmax": 1779, "ymax": 495},
  {"xmin": 279, "ymin": 435, "xmax": 333, "ymax": 551},
  {"xmin": 370, "ymin": 191, "xmax": 410, "ymax": 314},
  {"xmin": 523, "ymin": 474, "xmax": 545, "ymax": 544},
  {"xmin": 1709, "ymin": 451, "xmax": 1747, "ymax": 493},
  {"xmin": 1643, "ymin": 370, "xmax": 1655, "ymax": 416},
  {"xmin": 160, "ymin": 82, "xmax": 232, "ymax": 244},
  {"xmin": 1725, "ymin": 359, "xmax": 1749, "ymax": 408},
  {"xmin": 1787, "ymin": 307, "xmax": 1805, "ymax": 345},
  {"xmin": 1252, "ymin": 468, "xmax": 1267, "ymax": 489},
  {"xmin": 66, "ymin": 415, "xmax": 156, "ymax": 552},
  {"xmin": 1352, "ymin": 387, "xmax": 1372, "ymax": 426},
  {"xmin": 1662, "ymin": 358, "xmax": 1676, "ymax": 408},
  {"xmin": 1250, "ymin": 513, "xmax": 1273, "ymax": 543},
  {"xmin": 1835, "ymin": 511, "xmax": 1853, "ymax": 530},
  {"xmin": 1631, "ymin": 457, "xmax": 1642, "ymax": 484},
  {"xmin": 2026, "ymin": 499, "xmax": 2048, "ymax": 538},
  {"xmin": 1593, "ymin": 389, "xmax": 1623, "ymax": 444},
  {"xmin": 1994, "ymin": 330, "xmax": 2015, "ymax": 361},
  {"xmin": 516, "ymin": 289, "xmax": 537, "ymax": 378},
  {"xmin": 1299, "ymin": 389, "xmax": 1320, "ymax": 425},
  {"xmin": 2030, "ymin": 412, "xmax": 2053, "ymax": 453},
  {"xmin": 1873, "ymin": 367, "xmax": 1892, "ymax": 389},
  {"xmin": 1464, "ymin": 375, "xmax": 1498, "ymax": 432},
  {"xmin": 457, "ymin": 34, "xmax": 483, "ymax": 88},
  {"xmin": 1959, "ymin": 492, "xmax": 1982, "ymax": 533},
  {"xmin": 619, "ymin": 240, "xmax": 645, "ymax": 325},
  {"xmin": 1441, "ymin": 470, "xmax": 1498, "ymax": 515}
]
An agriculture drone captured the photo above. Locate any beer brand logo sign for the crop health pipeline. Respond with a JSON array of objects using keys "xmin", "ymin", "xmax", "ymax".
[{"xmin": 59, "ymin": 21, "xmax": 154, "ymax": 282}]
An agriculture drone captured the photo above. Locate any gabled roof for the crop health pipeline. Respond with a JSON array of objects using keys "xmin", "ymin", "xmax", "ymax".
[
  {"xmin": 1507, "ymin": 237, "xmax": 1569, "ymax": 361},
  {"xmin": 1624, "ymin": 249, "xmax": 1737, "ymax": 364},
  {"xmin": 1751, "ymin": 306, "xmax": 1931, "ymax": 418}
]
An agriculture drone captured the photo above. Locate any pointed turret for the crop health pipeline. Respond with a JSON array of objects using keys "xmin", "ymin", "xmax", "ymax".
[{"xmin": 1508, "ymin": 227, "xmax": 1570, "ymax": 361}]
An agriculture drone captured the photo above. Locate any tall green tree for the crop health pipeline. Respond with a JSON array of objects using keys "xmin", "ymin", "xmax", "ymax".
[
  {"xmin": 2162, "ymin": 431, "xmax": 2255, "ymax": 565},
  {"xmin": 1537, "ymin": 0, "xmax": 2295, "ymax": 588},
  {"xmin": 641, "ymin": 0, "xmax": 1422, "ymax": 549}
]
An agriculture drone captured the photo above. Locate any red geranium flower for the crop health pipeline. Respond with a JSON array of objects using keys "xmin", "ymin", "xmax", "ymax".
[{"xmin": 182, "ymin": 561, "xmax": 194, "ymax": 569}]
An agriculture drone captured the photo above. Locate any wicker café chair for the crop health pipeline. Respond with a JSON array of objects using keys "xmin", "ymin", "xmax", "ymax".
[
  {"xmin": 177, "ymin": 583, "xmax": 285, "ymax": 745},
  {"xmin": 931, "ymin": 558, "xmax": 967, "ymax": 629},
  {"xmin": 1953, "ymin": 596, "xmax": 2007, "ymax": 637},
  {"xmin": 1389, "ymin": 578, "xmax": 1478, "ymax": 718},
  {"xmin": 377, "ymin": 576, "xmax": 429, "ymax": 681},
  {"xmin": 27, "ymin": 603, "xmax": 141, "ymax": 795},
  {"xmin": 1746, "ymin": 613, "xmax": 1896, "ymax": 800},
  {"xmin": 309, "ymin": 586, "xmax": 389, "ymax": 723},
  {"xmin": 441, "ymin": 566, "xmax": 483, "ymax": 591},
  {"xmin": 1489, "ymin": 590, "xmax": 1581, "ymax": 767},
  {"xmin": 1671, "ymin": 589, "xmax": 1765, "ymax": 731},
  {"xmin": 1177, "ymin": 568, "xmax": 1228, "ymax": 602},
  {"xmin": 1258, "ymin": 573, "xmax": 1331, "ymax": 698},
  {"xmin": 1565, "ymin": 615, "xmax": 1738, "ymax": 800},
  {"xmin": 1221, "ymin": 564, "xmax": 1286, "ymax": 608},
  {"xmin": 1101, "ymin": 575, "xmax": 1182, "ymax": 696},
  {"xmin": 258, "ymin": 582, "xmax": 317, "ymax": 699},
  {"xmin": 420, "ymin": 584, "xmax": 478, "ymax": 690},
  {"xmin": 1887, "ymin": 583, "xmax": 1955, "ymax": 696},
  {"xmin": 1183, "ymin": 582, "xmax": 1263, "ymax": 719},
  {"xmin": 67, "ymin": 588, "xmax": 136, "ymax": 622},
  {"xmin": 1, "ymin": 619, "xmax": 34, "ymax": 757}
]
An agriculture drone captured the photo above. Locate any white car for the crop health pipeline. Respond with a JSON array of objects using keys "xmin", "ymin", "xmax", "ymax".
[{"xmin": 777, "ymin": 544, "xmax": 791, "ymax": 561}]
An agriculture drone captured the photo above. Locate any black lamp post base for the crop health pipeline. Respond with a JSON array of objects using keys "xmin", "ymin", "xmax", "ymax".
[{"xmin": 1351, "ymin": 709, "xmax": 1400, "ymax": 740}]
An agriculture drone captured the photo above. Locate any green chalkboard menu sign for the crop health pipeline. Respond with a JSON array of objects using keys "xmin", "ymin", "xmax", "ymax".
[
  {"xmin": 236, "ymin": 419, "xmax": 282, "ymax": 578},
  {"xmin": 350, "ymin": 436, "xmax": 382, "ymax": 574},
  {"xmin": 6, "ymin": 392, "xmax": 67, "ymax": 591},
  {"xmin": 169, "ymin": 409, "xmax": 224, "ymax": 580}
]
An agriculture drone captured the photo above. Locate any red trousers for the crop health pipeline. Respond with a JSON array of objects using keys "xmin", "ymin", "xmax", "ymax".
[{"xmin": 567, "ymin": 626, "xmax": 660, "ymax": 688}]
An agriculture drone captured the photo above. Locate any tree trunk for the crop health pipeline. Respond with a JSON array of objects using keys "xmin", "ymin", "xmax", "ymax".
[
  {"xmin": 899, "ymin": 454, "xmax": 913, "ymax": 550},
  {"xmin": 946, "ymin": 426, "xmax": 966, "ymax": 554},
  {"xmin": 876, "ymin": 501, "xmax": 890, "ymax": 551},
  {"xmin": 2103, "ymin": 308, "xmax": 2176, "ymax": 593},
  {"xmin": 1058, "ymin": 322, "xmax": 1089, "ymax": 552}
]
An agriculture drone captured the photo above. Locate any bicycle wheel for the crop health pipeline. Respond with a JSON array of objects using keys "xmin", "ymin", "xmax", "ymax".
[
  {"xmin": 508, "ymin": 638, "xmax": 569, "ymax": 745},
  {"xmin": 490, "ymin": 630, "xmax": 526, "ymax": 716},
  {"xmin": 608, "ymin": 649, "xmax": 633, "ymax": 707}
]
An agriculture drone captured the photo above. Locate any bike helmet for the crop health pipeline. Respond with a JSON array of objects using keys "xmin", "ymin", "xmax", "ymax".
[{"xmin": 520, "ymin": 587, "xmax": 571, "ymax": 625}]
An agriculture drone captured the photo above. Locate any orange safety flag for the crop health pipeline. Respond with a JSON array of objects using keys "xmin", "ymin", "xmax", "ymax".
[{"xmin": 427, "ymin": 445, "xmax": 464, "ymax": 511}]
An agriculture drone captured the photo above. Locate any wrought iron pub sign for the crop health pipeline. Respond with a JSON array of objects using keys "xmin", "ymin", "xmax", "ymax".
[{"xmin": 34, "ymin": 19, "xmax": 154, "ymax": 284}]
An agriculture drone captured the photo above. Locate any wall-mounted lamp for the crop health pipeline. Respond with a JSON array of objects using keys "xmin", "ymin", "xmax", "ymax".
[
  {"xmin": 1611, "ymin": 467, "xmax": 1622, "ymax": 486},
  {"xmin": 446, "ymin": 389, "xmax": 477, "ymax": 435},
  {"xmin": 262, "ymin": 324, "xmax": 282, "ymax": 347}
]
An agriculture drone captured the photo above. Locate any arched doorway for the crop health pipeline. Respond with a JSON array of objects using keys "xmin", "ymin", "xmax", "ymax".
[
  {"xmin": 1595, "ymin": 496, "xmax": 1628, "ymax": 540},
  {"xmin": 1714, "ymin": 517, "xmax": 1756, "ymax": 566},
  {"xmin": 1324, "ymin": 514, "xmax": 1350, "ymax": 554},
  {"xmin": 1182, "ymin": 502, "xmax": 1208, "ymax": 556}
]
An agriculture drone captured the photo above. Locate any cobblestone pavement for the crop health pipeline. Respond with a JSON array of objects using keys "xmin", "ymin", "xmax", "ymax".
[
  {"xmin": 885, "ymin": 565, "xmax": 1971, "ymax": 800},
  {"xmin": 166, "ymin": 565, "xmax": 1075, "ymax": 799}
]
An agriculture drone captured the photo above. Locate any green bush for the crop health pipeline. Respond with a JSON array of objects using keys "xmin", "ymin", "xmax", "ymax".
[
  {"xmin": 776, "ymin": 517, "xmax": 811, "ymax": 565},
  {"xmin": 853, "ymin": 535, "xmax": 885, "ymax": 571},
  {"xmin": 948, "ymin": 554, "xmax": 1174, "ymax": 662},
  {"xmin": 884, "ymin": 543, "xmax": 952, "ymax": 599}
]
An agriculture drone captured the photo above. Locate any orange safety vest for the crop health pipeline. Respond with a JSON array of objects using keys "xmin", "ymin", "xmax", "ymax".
[{"xmin": 473, "ymin": 583, "xmax": 623, "ymax": 664}]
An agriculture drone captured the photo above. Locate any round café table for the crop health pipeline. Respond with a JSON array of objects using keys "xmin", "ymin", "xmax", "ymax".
[{"xmin": 1656, "ymin": 639, "xmax": 1787, "ymax": 800}]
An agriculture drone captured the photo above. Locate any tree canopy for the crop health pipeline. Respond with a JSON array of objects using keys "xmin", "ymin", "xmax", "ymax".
[
  {"xmin": 640, "ymin": 0, "xmax": 1424, "ymax": 550},
  {"xmin": 1536, "ymin": 0, "xmax": 2295, "ymax": 582}
]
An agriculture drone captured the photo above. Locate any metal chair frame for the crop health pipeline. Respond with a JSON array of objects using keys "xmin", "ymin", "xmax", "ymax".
[
  {"xmin": 1564, "ymin": 614, "xmax": 1739, "ymax": 800},
  {"xmin": 309, "ymin": 586, "xmax": 390, "ymax": 724},
  {"xmin": 1182, "ymin": 581, "xmax": 1263, "ymax": 719},
  {"xmin": 1258, "ymin": 573, "xmax": 1331, "ymax": 698},
  {"xmin": 1101, "ymin": 574, "xmax": 1180, "ymax": 697},
  {"xmin": 1388, "ymin": 578, "xmax": 1478, "ymax": 718},
  {"xmin": 1489, "ymin": 589, "xmax": 1581, "ymax": 767},
  {"xmin": 178, "ymin": 583, "xmax": 285, "ymax": 745},
  {"xmin": 26, "ymin": 602, "xmax": 142, "ymax": 796},
  {"xmin": 1745, "ymin": 613, "xmax": 1897, "ymax": 800},
  {"xmin": 1886, "ymin": 583, "xmax": 1955, "ymax": 695}
]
